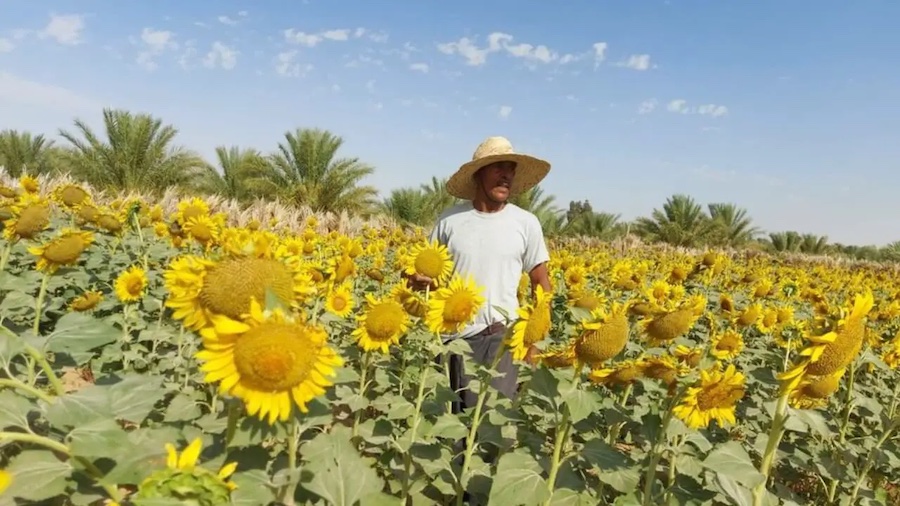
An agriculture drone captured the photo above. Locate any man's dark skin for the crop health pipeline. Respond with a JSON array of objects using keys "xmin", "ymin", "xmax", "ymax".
[{"xmin": 408, "ymin": 160, "xmax": 552, "ymax": 363}]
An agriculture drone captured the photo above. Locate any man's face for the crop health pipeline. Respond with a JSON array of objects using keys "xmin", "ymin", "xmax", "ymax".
[{"xmin": 476, "ymin": 161, "xmax": 517, "ymax": 202}]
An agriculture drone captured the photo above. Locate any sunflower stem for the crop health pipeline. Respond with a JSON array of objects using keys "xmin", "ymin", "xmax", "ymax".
[
  {"xmin": 401, "ymin": 365, "xmax": 430, "ymax": 503},
  {"xmin": 352, "ymin": 352, "xmax": 372, "ymax": 439},
  {"xmin": 0, "ymin": 431, "xmax": 122, "ymax": 502},
  {"xmin": 641, "ymin": 401, "xmax": 675, "ymax": 506},
  {"xmin": 32, "ymin": 272, "xmax": 50, "ymax": 335},
  {"xmin": 848, "ymin": 417, "xmax": 899, "ymax": 504},
  {"xmin": 837, "ymin": 361, "xmax": 856, "ymax": 445},
  {"xmin": 0, "ymin": 242, "xmax": 11, "ymax": 272},
  {"xmin": 455, "ymin": 345, "xmax": 506, "ymax": 505},
  {"xmin": 543, "ymin": 364, "xmax": 583, "ymax": 504},
  {"xmin": 224, "ymin": 398, "xmax": 240, "ymax": 447},
  {"xmin": 0, "ymin": 377, "xmax": 55, "ymax": 403},
  {"xmin": 280, "ymin": 416, "xmax": 301, "ymax": 505},
  {"xmin": 752, "ymin": 391, "xmax": 789, "ymax": 506}
]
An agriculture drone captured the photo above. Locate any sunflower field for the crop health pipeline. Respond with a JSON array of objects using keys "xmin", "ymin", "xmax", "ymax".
[{"xmin": 1, "ymin": 175, "xmax": 899, "ymax": 506}]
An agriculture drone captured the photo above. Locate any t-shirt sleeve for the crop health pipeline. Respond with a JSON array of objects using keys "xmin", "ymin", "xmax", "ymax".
[{"xmin": 522, "ymin": 215, "xmax": 550, "ymax": 273}]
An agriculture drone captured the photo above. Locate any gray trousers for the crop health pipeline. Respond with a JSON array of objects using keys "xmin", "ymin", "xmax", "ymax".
[{"xmin": 447, "ymin": 326, "xmax": 518, "ymax": 414}]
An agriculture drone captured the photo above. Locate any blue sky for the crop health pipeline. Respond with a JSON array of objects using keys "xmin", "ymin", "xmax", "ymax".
[{"xmin": 1, "ymin": 1, "xmax": 899, "ymax": 246}]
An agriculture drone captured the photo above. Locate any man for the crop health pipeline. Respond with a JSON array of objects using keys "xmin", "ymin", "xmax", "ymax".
[{"xmin": 408, "ymin": 135, "xmax": 552, "ymax": 413}]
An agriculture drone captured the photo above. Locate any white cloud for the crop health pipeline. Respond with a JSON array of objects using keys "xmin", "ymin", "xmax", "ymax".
[
  {"xmin": 331, "ymin": 84, "xmax": 341, "ymax": 92},
  {"xmin": 592, "ymin": 42, "xmax": 608, "ymax": 68},
  {"xmin": 39, "ymin": 13, "xmax": 85, "ymax": 45},
  {"xmin": 322, "ymin": 29, "xmax": 350, "ymax": 41},
  {"xmin": 238, "ymin": 11, "xmax": 249, "ymax": 17},
  {"xmin": 275, "ymin": 50, "xmax": 312, "ymax": 77},
  {"xmin": 0, "ymin": 72, "xmax": 100, "ymax": 111},
  {"xmin": 409, "ymin": 62, "xmax": 429, "ymax": 73},
  {"xmin": 666, "ymin": 99, "xmax": 728, "ymax": 118},
  {"xmin": 619, "ymin": 54, "xmax": 652, "ymax": 71},
  {"xmin": 0, "ymin": 38, "xmax": 14, "ymax": 52},
  {"xmin": 284, "ymin": 27, "xmax": 386, "ymax": 47},
  {"xmin": 217, "ymin": 15, "xmax": 238, "ymax": 26},
  {"xmin": 498, "ymin": 105, "xmax": 512, "ymax": 119},
  {"xmin": 667, "ymin": 99, "xmax": 689, "ymax": 114},
  {"xmin": 365, "ymin": 80, "xmax": 376, "ymax": 93},
  {"xmin": 697, "ymin": 104, "xmax": 729, "ymax": 117},
  {"xmin": 135, "ymin": 28, "xmax": 177, "ymax": 71},
  {"xmin": 177, "ymin": 42, "xmax": 197, "ymax": 70},
  {"xmin": 438, "ymin": 32, "xmax": 605, "ymax": 68},
  {"xmin": 638, "ymin": 98, "xmax": 658, "ymax": 114},
  {"xmin": 202, "ymin": 42, "xmax": 238, "ymax": 70}
]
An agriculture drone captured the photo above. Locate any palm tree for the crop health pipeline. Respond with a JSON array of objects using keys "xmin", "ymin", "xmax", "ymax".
[
  {"xmin": 634, "ymin": 194, "xmax": 714, "ymax": 247},
  {"xmin": 59, "ymin": 108, "xmax": 208, "ymax": 193},
  {"xmin": 381, "ymin": 187, "xmax": 434, "ymax": 226},
  {"xmin": 0, "ymin": 130, "xmax": 57, "ymax": 177},
  {"xmin": 564, "ymin": 211, "xmax": 623, "ymax": 240},
  {"xmin": 267, "ymin": 128, "xmax": 378, "ymax": 214},
  {"xmin": 766, "ymin": 231, "xmax": 803, "ymax": 252},
  {"xmin": 419, "ymin": 176, "xmax": 459, "ymax": 218},
  {"xmin": 707, "ymin": 202, "xmax": 760, "ymax": 247},
  {"xmin": 196, "ymin": 145, "xmax": 274, "ymax": 201},
  {"xmin": 799, "ymin": 233, "xmax": 829, "ymax": 255}
]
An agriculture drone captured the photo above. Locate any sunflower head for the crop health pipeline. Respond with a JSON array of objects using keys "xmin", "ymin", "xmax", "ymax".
[
  {"xmin": 69, "ymin": 290, "xmax": 103, "ymax": 312},
  {"xmin": 573, "ymin": 302, "xmax": 630, "ymax": 368},
  {"xmin": 27, "ymin": 228, "xmax": 95, "ymax": 273},
  {"xmin": 425, "ymin": 275, "xmax": 486, "ymax": 335},
  {"xmin": 135, "ymin": 438, "xmax": 237, "ymax": 506},
  {"xmin": 115, "ymin": 265, "xmax": 148, "ymax": 303},
  {"xmin": 506, "ymin": 283, "xmax": 553, "ymax": 361},
  {"xmin": 405, "ymin": 239, "xmax": 454, "ymax": 285},
  {"xmin": 53, "ymin": 184, "xmax": 91, "ymax": 208},
  {"xmin": 353, "ymin": 294, "xmax": 410, "ymax": 353},
  {"xmin": 197, "ymin": 299, "xmax": 344, "ymax": 424},
  {"xmin": 325, "ymin": 282, "xmax": 355, "ymax": 318}
]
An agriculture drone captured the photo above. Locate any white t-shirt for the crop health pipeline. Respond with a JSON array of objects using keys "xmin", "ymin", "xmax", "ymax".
[{"xmin": 429, "ymin": 201, "xmax": 551, "ymax": 339}]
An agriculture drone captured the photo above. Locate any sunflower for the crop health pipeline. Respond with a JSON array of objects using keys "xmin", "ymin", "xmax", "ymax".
[
  {"xmin": 787, "ymin": 368, "xmax": 845, "ymax": 410},
  {"xmin": 352, "ymin": 294, "xmax": 410, "ymax": 353},
  {"xmin": 196, "ymin": 299, "xmax": 343, "ymax": 424},
  {"xmin": 589, "ymin": 358, "xmax": 647, "ymax": 388},
  {"xmin": 709, "ymin": 329, "xmax": 744, "ymax": 361},
  {"xmin": 390, "ymin": 283, "xmax": 427, "ymax": 318},
  {"xmin": 135, "ymin": 437, "xmax": 237, "ymax": 505},
  {"xmin": 778, "ymin": 291, "xmax": 874, "ymax": 393},
  {"xmin": 69, "ymin": 290, "xmax": 103, "ymax": 312},
  {"xmin": 405, "ymin": 239, "xmax": 454, "ymax": 286},
  {"xmin": 673, "ymin": 363, "xmax": 746, "ymax": 429},
  {"xmin": 573, "ymin": 302, "xmax": 630, "ymax": 369},
  {"xmin": 640, "ymin": 294, "xmax": 707, "ymax": 347},
  {"xmin": 538, "ymin": 343, "xmax": 577, "ymax": 369},
  {"xmin": 506, "ymin": 284, "xmax": 553, "ymax": 361},
  {"xmin": 3, "ymin": 196, "xmax": 50, "ymax": 241},
  {"xmin": 325, "ymin": 282, "xmax": 354, "ymax": 318},
  {"xmin": 641, "ymin": 355, "xmax": 688, "ymax": 387},
  {"xmin": 173, "ymin": 197, "xmax": 211, "ymax": 226},
  {"xmin": 114, "ymin": 265, "xmax": 148, "ymax": 302},
  {"xmin": 164, "ymin": 245, "xmax": 316, "ymax": 331},
  {"xmin": 19, "ymin": 175, "xmax": 39, "ymax": 193},
  {"xmin": 326, "ymin": 252, "xmax": 357, "ymax": 284},
  {"xmin": 425, "ymin": 275, "xmax": 486, "ymax": 335},
  {"xmin": 0, "ymin": 468, "xmax": 10, "ymax": 495},
  {"xmin": 52, "ymin": 183, "xmax": 91, "ymax": 208},
  {"xmin": 183, "ymin": 215, "xmax": 221, "ymax": 248},
  {"xmin": 673, "ymin": 344, "xmax": 704, "ymax": 367},
  {"xmin": 27, "ymin": 228, "xmax": 94, "ymax": 273}
]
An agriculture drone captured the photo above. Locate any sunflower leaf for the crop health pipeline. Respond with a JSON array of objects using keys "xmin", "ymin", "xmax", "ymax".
[
  {"xmin": 487, "ymin": 450, "xmax": 551, "ymax": 506},
  {"xmin": 3, "ymin": 449, "xmax": 73, "ymax": 502},
  {"xmin": 44, "ymin": 312, "xmax": 120, "ymax": 363},
  {"xmin": 301, "ymin": 425, "xmax": 383, "ymax": 506}
]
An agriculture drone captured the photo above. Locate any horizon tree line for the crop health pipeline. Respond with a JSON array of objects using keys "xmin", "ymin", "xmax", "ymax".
[{"xmin": 1, "ymin": 107, "xmax": 897, "ymax": 262}]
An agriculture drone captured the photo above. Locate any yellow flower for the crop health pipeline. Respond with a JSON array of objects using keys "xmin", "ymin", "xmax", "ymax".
[
  {"xmin": 673, "ymin": 363, "xmax": 746, "ymax": 429},
  {"xmin": 53, "ymin": 183, "xmax": 91, "ymax": 208},
  {"xmin": 589, "ymin": 358, "xmax": 646, "ymax": 388},
  {"xmin": 506, "ymin": 284, "xmax": 552, "ymax": 361},
  {"xmin": 779, "ymin": 291, "xmax": 874, "ymax": 393},
  {"xmin": 325, "ymin": 282, "xmax": 354, "ymax": 318},
  {"xmin": 136, "ymin": 438, "xmax": 238, "ymax": 503},
  {"xmin": 425, "ymin": 275, "xmax": 485, "ymax": 335},
  {"xmin": 788, "ymin": 368, "xmax": 845, "ymax": 410},
  {"xmin": 196, "ymin": 299, "xmax": 343, "ymax": 424},
  {"xmin": 183, "ymin": 215, "xmax": 221, "ymax": 247},
  {"xmin": 114, "ymin": 265, "xmax": 148, "ymax": 302},
  {"xmin": 3, "ymin": 197, "xmax": 50, "ymax": 241},
  {"xmin": 19, "ymin": 175, "xmax": 39, "ymax": 193},
  {"xmin": 573, "ymin": 302, "xmax": 630, "ymax": 369},
  {"xmin": 390, "ymin": 283, "xmax": 427, "ymax": 318},
  {"xmin": 27, "ymin": 228, "xmax": 94, "ymax": 273},
  {"xmin": 163, "ymin": 245, "xmax": 316, "ymax": 331},
  {"xmin": 640, "ymin": 294, "xmax": 706, "ymax": 347},
  {"xmin": 173, "ymin": 197, "xmax": 210, "ymax": 226},
  {"xmin": 69, "ymin": 291, "xmax": 103, "ymax": 312},
  {"xmin": 352, "ymin": 294, "xmax": 410, "ymax": 353},
  {"xmin": 405, "ymin": 239, "xmax": 454, "ymax": 285},
  {"xmin": 709, "ymin": 329, "xmax": 744, "ymax": 361},
  {"xmin": 0, "ymin": 468, "xmax": 11, "ymax": 495}
]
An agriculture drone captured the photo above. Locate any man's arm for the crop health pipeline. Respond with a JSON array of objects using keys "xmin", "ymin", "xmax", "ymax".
[{"xmin": 529, "ymin": 261, "xmax": 552, "ymax": 296}]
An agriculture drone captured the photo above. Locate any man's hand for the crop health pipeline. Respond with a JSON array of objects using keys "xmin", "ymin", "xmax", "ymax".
[{"xmin": 405, "ymin": 273, "xmax": 436, "ymax": 292}]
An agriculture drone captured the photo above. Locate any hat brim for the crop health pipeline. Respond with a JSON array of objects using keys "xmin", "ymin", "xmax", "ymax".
[{"xmin": 446, "ymin": 153, "xmax": 551, "ymax": 201}]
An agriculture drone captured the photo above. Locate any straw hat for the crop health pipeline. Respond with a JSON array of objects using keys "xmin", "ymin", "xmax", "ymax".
[{"xmin": 446, "ymin": 136, "xmax": 551, "ymax": 200}]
